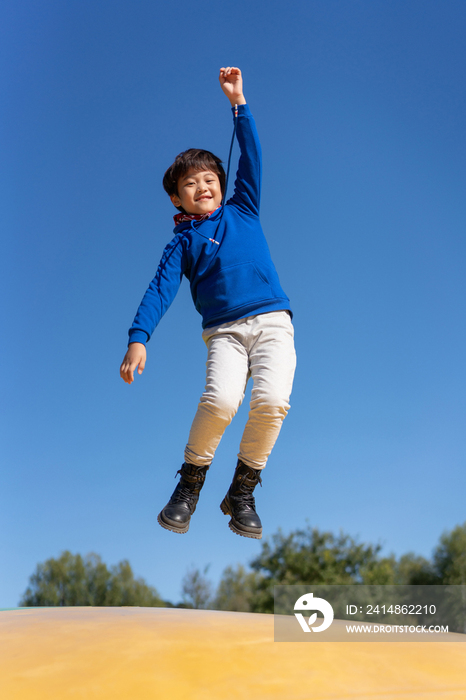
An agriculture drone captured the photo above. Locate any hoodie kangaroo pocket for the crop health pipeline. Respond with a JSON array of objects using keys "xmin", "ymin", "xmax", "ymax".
[{"xmin": 195, "ymin": 262, "xmax": 273, "ymax": 313}]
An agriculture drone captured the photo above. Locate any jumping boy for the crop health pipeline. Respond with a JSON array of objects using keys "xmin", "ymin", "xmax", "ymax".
[{"xmin": 120, "ymin": 67, "xmax": 296, "ymax": 539}]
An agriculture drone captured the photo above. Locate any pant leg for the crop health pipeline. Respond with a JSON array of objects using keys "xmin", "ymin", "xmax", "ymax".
[
  {"xmin": 184, "ymin": 323, "xmax": 250, "ymax": 467},
  {"xmin": 238, "ymin": 311, "xmax": 296, "ymax": 470}
]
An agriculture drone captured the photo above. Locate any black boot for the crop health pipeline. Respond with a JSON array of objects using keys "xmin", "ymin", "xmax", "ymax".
[
  {"xmin": 220, "ymin": 460, "xmax": 263, "ymax": 539},
  {"xmin": 157, "ymin": 462, "xmax": 209, "ymax": 534}
]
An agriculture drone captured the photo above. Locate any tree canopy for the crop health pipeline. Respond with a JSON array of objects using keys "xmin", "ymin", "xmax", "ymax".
[
  {"xmin": 246, "ymin": 526, "xmax": 397, "ymax": 612},
  {"xmin": 19, "ymin": 522, "xmax": 466, "ymax": 612},
  {"xmin": 433, "ymin": 523, "xmax": 466, "ymax": 584},
  {"xmin": 19, "ymin": 551, "xmax": 165, "ymax": 607},
  {"xmin": 211, "ymin": 522, "xmax": 466, "ymax": 614},
  {"xmin": 180, "ymin": 565, "xmax": 213, "ymax": 609}
]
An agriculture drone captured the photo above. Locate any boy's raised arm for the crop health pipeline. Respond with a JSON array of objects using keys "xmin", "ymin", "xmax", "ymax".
[
  {"xmin": 220, "ymin": 67, "xmax": 261, "ymax": 216},
  {"xmin": 219, "ymin": 67, "xmax": 247, "ymax": 107}
]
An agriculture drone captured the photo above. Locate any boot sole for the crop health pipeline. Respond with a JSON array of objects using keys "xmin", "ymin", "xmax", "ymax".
[
  {"xmin": 157, "ymin": 511, "xmax": 190, "ymax": 534},
  {"xmin": 220, "ymin": 499, "xmax": 262, "ymax": 539}
]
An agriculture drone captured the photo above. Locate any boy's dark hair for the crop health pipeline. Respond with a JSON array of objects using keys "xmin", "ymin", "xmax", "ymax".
[{"xmin": 163, "ymin": 149, "xmax": 226, "ymax": 210}]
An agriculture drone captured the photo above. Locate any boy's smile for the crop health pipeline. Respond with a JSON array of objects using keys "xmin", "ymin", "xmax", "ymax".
[{"xmin": 170, "ymin": 168, "xmax": 223, "ymax": 215}]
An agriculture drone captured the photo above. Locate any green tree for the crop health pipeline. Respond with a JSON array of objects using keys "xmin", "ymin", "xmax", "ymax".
[
  {"xmin": 251, "ymin": 526, "xmax": 388, "ymax": 583},
  {"xmin": 433, "ymin": 522, "xmax": 466, "ymax": 584},
  {"xmin": 210, "ymin": 523, "xmax": 466, "ymax": 616},
  {"xmin": 180, "ymin": 565, "xmax": 213, "ymax": 609},
  {"xmin": 19, "ymin": 551, "xmax": 165, "ymax": 607},
  {"xmin": 214, "ymin": 564, "xmax": 262, "ymax": 612},
  {"xmin": 248, "ymin": 526, "xmax": 395, "ymax": 613},
  {"xmin": 394, "ymin": 552, "xmax": 440, "ymax": 585}
]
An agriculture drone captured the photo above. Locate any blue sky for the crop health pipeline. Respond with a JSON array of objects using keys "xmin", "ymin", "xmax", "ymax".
[{"xmin": 1, "ymin": 0, "xmax": 465, "ymax": 607}]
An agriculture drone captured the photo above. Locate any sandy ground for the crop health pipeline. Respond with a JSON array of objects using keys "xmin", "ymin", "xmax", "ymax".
[{"xmin": 1, "ymin": 607, "xmax": 466, "ymax": 699}]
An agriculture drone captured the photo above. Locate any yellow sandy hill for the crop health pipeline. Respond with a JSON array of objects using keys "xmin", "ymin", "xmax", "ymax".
[{"xmin": 1, "ymin": 607, "xmax": 466, "ymax": 699}]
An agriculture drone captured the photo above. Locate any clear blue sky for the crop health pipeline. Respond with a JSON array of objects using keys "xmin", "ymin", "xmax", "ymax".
[{"xmin": 1, "ymin": 0, "xmax": 465, "ymax": 607}]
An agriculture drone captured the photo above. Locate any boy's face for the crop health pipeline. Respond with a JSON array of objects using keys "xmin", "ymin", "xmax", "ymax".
[{"xmin": 170, "ymin": 168, "xmax": 223, "ymax": 215}]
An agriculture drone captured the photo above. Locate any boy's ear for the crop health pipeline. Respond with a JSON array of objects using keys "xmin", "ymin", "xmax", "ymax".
[{"xmin": 170, "ymin": 193, "xmax": 182, "ymax": 208}]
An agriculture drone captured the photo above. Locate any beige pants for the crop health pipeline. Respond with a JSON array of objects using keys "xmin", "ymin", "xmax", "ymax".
[{"xmin": 184, "ymin": 310, "xmax": 296, "ymax": 470}]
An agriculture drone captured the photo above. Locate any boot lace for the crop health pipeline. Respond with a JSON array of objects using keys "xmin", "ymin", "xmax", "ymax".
[
  {"xmin": 236, "ymin": 490, "xmax": 256, "ymax": 508},
  {"xmin": 171, "ymin": 482, "xmax": 197, "ymax": 505},
  {"xmin": 170, "ymin": 467, "xmax": 204, "ymax": 505},
  {"xmin": 235, "ymin": 473, "xmax": 262, "ymax": 509}
]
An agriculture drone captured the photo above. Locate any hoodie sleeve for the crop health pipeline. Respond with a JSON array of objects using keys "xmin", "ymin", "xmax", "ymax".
[
  {"xmin": 128, "ymin": 234, "xmax": 187, "ymax": 345},
  {"xmin": 228, "ymin": 103, "xmax": 262, "ymax": 217}
]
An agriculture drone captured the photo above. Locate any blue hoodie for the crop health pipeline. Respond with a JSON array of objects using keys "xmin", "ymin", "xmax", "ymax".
[{"xmin": 128, "ymin": 103, "xmax": 292, "ymax": 345}]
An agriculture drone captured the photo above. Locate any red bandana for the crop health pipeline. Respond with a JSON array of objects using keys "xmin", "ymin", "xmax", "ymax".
[{"xmin": 173, "ymin": 206, "xmax": 221, "ymax": 227}]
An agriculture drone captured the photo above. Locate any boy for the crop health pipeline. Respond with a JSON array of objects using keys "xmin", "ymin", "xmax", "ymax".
[{"xmin": 120, "ymin": 67, "xmax": 296, "ymax": 539}]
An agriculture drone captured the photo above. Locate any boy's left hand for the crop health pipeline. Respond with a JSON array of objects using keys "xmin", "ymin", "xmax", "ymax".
[{"xmin": 219, "ymin": 67, "xmax": 246, "ymax": 107}]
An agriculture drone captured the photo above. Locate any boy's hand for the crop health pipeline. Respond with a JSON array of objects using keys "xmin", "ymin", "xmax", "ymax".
[
  {"xmin": 219, "ymin": 67, "xmax": 246, "ymax": 107},
  {"xmin": 120, "ymin": 342, "xmax": 146, "ymax": 384}
]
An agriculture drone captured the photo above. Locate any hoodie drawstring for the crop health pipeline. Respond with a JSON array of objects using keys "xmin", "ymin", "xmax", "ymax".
[{"xmin": 191, "ymin": 105, "xmax": 238, "ymax": 245}]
